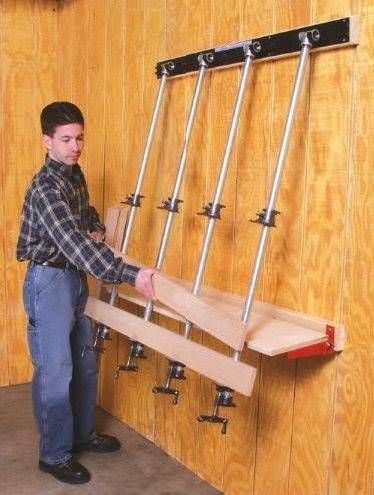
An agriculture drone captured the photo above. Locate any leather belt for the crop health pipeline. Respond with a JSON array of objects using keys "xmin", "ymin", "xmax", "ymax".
[{"xmin": 30, "ymin": 260, "xmax": 80, "ymax": 271}]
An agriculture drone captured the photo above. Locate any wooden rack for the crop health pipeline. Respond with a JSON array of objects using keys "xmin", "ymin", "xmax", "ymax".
[{"xmin": 85, "ymin": 205, "xmax": 345, "ymax": 396}]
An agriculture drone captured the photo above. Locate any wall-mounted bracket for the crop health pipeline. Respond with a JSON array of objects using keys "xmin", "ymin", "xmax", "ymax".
[
  {"xmin": 155, "ymin": 16, "xmax": 359, "ymax": 78},
  {"xmin": 287, "ymin": 325, "xmax": 336, "ymax": 359}
]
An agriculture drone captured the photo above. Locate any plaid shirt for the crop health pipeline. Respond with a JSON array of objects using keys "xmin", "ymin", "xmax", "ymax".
[{"xmin": 16, "ymin": 156, "xmax": 139, "ymax": 285}]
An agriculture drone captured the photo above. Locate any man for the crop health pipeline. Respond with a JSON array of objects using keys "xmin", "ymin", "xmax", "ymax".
[{"xmin": 16, "ymin": 101, "xmax": 155, "ymax": 484}]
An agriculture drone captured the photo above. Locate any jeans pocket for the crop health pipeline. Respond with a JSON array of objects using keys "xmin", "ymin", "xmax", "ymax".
[
  {"xmin": 27, "ymin": 315, "xmax": 42, "ymax": 366},
  {"xmin": 35, "ymin": 266, "xmax": 65, "ymax": 296}
]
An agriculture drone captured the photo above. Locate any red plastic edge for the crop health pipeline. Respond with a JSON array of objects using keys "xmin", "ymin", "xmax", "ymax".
[{"xmin": 287, "ymin": 325, "xmax": 335, "ymax": 359}]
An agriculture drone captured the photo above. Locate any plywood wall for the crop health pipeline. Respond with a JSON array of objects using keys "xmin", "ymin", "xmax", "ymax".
[
  {"xmin": 0, "ymin": 0, "xmax": 59, "ymax": 386},
  {"xmin": 0, "ymin": 1, "xmax": 373, "ymax": 494}
]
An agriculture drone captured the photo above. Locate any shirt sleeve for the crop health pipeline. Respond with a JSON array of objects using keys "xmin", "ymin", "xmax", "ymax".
[
  {"xmin": 88, "ymin": 205, "xmax": 106, "ymax": 234},
  {"xmin": 33, "ymin": 184, "xmax": 139, "ymax": 285}
]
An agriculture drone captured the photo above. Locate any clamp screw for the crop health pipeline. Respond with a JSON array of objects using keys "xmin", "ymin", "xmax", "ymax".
[{"xmin": 252, "ymin": 41, "xmax": 262, "ymax": 54}]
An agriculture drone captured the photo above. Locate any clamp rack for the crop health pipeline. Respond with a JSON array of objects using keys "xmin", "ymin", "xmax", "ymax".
[{"xmin": 85, "ymin": 16, "xmax": 358, "ymax": 433}]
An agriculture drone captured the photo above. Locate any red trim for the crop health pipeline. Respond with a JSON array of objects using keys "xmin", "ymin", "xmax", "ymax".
[{"xmin": 287, "ymin": 325, "xmax": 335, "ymax": 359}]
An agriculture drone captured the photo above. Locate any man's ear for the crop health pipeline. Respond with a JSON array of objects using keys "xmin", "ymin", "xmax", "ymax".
[{"xmin": 42, "ymin": 134, "xmax": 52, "ymax": 150}]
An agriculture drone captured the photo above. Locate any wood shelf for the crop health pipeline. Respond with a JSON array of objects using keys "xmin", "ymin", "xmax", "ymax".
[{"xmin": 102, "ymin": 282, "xmax": 344, "ymax": 356}]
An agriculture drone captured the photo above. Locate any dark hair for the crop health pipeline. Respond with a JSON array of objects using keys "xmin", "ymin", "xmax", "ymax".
[{"xmin": 40, "ymin": 101, "xmax": 84, "ymax": 136}]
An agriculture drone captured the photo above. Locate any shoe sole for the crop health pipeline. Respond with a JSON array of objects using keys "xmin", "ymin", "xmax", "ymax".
[
  {"xmin": 39, "ymin": 464, "xmax": 91, "ymax": 484},
  {"xmin": 72, "ymin": 444, "xmax": 121, "ymax": 453}
]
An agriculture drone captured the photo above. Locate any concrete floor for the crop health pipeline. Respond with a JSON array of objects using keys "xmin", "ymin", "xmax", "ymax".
[{"xmin": 0, "ymin": 384, "xmax": 221, "ymax": 495}]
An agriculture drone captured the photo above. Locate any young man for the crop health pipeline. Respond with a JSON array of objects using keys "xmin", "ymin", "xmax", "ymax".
[{"xmin": 16, "ymin": 101, "xmax": 155, "ymax": 484}]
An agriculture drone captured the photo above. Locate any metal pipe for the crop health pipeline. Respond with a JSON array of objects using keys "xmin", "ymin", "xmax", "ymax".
[
  {"xmin": 104, "ymin": 71, "xmax": 169, "ymax": 321},
  {"xmin": 241, "ymin": 35, "xmax": 312, "ymax": 329},
  {"xmin": 121, "ymin": 69, "xmax": 169, "ymax": 255},
  {"xmin": 183, "ymin": 47, "xmax": 255, "ymax": 338},
  {"xmin": 143, "ymin": 57, "xmax": 209, "ymax": 322}
]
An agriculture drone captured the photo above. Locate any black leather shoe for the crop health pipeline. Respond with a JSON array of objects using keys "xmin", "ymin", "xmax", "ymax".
[
  {"xmin": 39, "ymin": 458, "xmax": 91, "ymax": 484},
  {"xmin": 73, "ymin": 433, "xmax": 121, "ymax": 453}
]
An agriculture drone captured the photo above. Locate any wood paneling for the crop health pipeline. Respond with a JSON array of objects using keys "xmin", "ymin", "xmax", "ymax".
[
  {"xmin": 289, "ymin": 0, "xmax": 357, "ymax": 493},
  {"xmin": 0, "ymin": 1, "xmax": 8, "ymax": 387},
  {"xmin": 1, "ymin": 1, "xmax": 373, "ymax": 494},
  {"xmin": 2, "ymin": 0, "xmax": 57, "ymax": 385},
  {"xmin": 152, "ymin": 0, "xmax": 189, "ymax": 458},
  {"xmin": 343, "ymin": 1, "xmax": 374, "ymax": 348},
  {"xmin": 253, "ymin": 3, "xmax": 310, "ymax": 493},
  {"xmin": 115, "ymin": 0, "xmax": 145, "ymax": 434},
  {"xmin": 85, "ymin": 1, "xmax": 106, "ymax": 217},
  {"xmin": 330, "ymin": 349, "xmax": 374, "ymax": 494},
  {"xmin": 222, "ymin": 3, "xmax": 273, "ymax": 492},
  {"xmin": 173, "ymin": 0, "xmax": 211, "ymax": 473},
  {"xmin": 195, "ymin": 1, "xmax": 242, "ymax": 489}
]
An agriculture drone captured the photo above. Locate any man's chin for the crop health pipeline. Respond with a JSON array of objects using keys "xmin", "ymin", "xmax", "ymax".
[{"xmin": 63, "ymin": 158, "xmax": 78, "ymax": 166}]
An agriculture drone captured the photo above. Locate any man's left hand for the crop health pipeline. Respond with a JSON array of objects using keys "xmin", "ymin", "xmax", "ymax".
[{"xmin": 135, "ymin": 268, "xmax": 157, "ymax": 300}]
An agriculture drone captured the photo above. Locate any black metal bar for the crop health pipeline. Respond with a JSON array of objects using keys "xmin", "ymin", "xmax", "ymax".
[{"xmin": 156, "ymin": 17, "xmax": 354, "ymax": 78}]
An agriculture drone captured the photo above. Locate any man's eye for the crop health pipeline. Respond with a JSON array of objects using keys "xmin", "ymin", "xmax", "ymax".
[{"xmin": 62, "ymin": 138, "xmax": 70, "ymax": 142}]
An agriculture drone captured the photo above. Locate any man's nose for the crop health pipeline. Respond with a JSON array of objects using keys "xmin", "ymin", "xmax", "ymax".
[{"xmin": 71, "ymin": 140, "xmax": 80, "ymax": 151}]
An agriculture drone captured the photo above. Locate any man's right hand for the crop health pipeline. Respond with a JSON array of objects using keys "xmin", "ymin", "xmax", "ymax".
[{"xmin": 135, "ymin": 268, "xmax": 156, "ymax": 300}]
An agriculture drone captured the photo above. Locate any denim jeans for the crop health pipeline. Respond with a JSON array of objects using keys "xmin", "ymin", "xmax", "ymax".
[{"xmin": 23, "ymin": 263, "xmax": 98, "ymax": 464}]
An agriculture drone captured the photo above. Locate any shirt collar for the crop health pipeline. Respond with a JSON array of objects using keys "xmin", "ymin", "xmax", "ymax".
[{"xmin": 44, "ymin": 154, "xmax": 80, "ymax": 180}]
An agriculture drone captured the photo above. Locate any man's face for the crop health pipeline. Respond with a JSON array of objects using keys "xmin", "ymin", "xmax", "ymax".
[{"xmin": 43, "ymin": 123, "xmax": 84, "ymax": 166}]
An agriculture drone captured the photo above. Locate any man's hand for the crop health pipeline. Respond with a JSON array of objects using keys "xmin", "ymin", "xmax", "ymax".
[
  {"xmin": 89, "ymin": 230, "xmax": 105, "ymax": 242},
  {"xmin": 135, "ymin": 268, "xmax": 157, "ymax": 300}
]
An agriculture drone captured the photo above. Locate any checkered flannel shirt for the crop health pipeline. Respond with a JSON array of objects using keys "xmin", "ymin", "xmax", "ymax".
[{"xmin": 16, "ymin": 156, "xmax": 139, "ymax": 286}]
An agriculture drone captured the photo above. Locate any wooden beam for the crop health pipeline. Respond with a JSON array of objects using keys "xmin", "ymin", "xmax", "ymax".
[
  {"xmin": 85, "ymin": 296, "xmax": 257, "ymax": 396},
  {"xmin": 105, "ymin": 287, "xmax": 341, "ymax": 356}
]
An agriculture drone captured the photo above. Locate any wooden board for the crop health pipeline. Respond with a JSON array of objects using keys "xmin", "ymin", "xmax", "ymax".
[
  {"xmin": 172, "ymin": 0, "xmax": 212, "ymax": 474},
  {"xmin": 288, "ymin": 1, "xmax": 355, "ymax": 494},
  {"xmin": 105, "ymin": 207, "xmax": 345, "ymax": 354},
  {"xmin": 85, "ymin": 0, "xmax": 106, "ymax": 221},
  {"xmin": 342, "ymin": 3, "xmax": 374, "ymax": 347},
  {"xmin": 221, "ymin": 2, "xmax": 274, "ymax": 492},
  {"xmin": 329, "ymin": 349, "xmax": 374, "ymax": 494},
  {"xmin": 132, "ymin": 0, "xmax": 166, "ymax": 442},
  {"xmin": 3, "ymin": 0, "xmax": 36, "ymax": 385},
  {"xmin": 85, "ymin": 296, "xmax": 257, "ymax": 397},
  {"xmin": 109, "ymin": 284, "xmax": 331, "ymax": 356},
  {"xmin": 0, "ymin": 1, "xmax": 9, "ymax": 387},
  {"xmin": 104, "ymin": 264, "xmax": 344, "ymax": 356}
]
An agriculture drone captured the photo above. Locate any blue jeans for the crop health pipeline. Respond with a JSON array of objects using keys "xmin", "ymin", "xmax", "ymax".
[{"xmin": 23, "ymin": 263, "xmax": 98, "ymax": 464}]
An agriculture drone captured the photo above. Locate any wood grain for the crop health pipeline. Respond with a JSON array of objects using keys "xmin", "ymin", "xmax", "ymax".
[
  {"xmin": 85, "ymin": 297, "xmax": 257, "ymax": 396},
  {"xmin": 342, "ymin": 2, "xmax": 374, "ymax": 347},
  {"xmin": 289, "ymin": 0, "xmax": 355, "ymax": 493},
  {"xmin": 0, "ymin": 2, "xmax": 8, "ymax": 387},
  {"xmin": 1, "ymin": 3, "xmax": 372, "ymax": 495},
  {"xmin": 171, "ymin": 0, "xmax": 212, "ymax": 473},
  {"xmin": 84, "ymin": 0, "xmax": 106, "ymax": 218},
  {"xmin": 330, "ymin": 349, "xmax": 374, "ymax": 495},
  {"xmin": 195, "ymin": 1, "xmax": 241, "ymax": 490},
  {"xmin": 3, "ymin": 0, "xmax": 37, "ymax": 385},
  {"xmin": 253, "ymin": 2, "xmax": 311, "ymax": 494}
]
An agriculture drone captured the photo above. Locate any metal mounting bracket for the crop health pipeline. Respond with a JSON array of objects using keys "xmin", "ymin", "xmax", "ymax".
[
  {"xmin": 287, "ymin": 325, "xmax": 336, "ymax": 359},
  {"xmin": 156, "ymin": 17, "xmax": 358, "ymax": 78}
]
